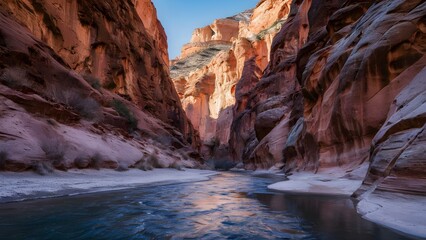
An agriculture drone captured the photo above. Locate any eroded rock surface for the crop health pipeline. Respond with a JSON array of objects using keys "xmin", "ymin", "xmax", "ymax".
[
  {"xmin": 0, "ymin": 0, "xmax": 201, "ymax": 172},
  {"xmin": 0, "ymin": 0, "xmax": 196, "ymax": 141},
  {"xmin": 230, "ymin": 0, "xmax": 426, "ymax": 187},
  {"xmin": 171, "ymin": 0, "xmax": 292, "ymax": 160}
]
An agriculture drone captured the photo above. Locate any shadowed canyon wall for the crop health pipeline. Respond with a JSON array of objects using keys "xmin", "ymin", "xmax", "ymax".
[
  {"xmin": 171, "ymin": 0, "xmax": 292, "ymax": 160},
  {"xmin": 230, "ymin": 0, "xmax": 426, "ymax": 196},
  {"xmin": 0, "ymin": 0, "xmax": 201, "ymax": 172},
  {"xmin": 172, "ymin": 0, "xmax": 425, "ymax": 195}
]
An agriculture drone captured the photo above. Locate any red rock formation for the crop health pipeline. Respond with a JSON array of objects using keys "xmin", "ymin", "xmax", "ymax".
[
  {"xmin": 354, "ymin": 66, "xmax": 426, "ymax": 197},
  {"xmin": 171, "ymin": 0, "xmax": 292, "ymax": 160},
  {"xmin": 134, "ymin": 0, "xmax": 169, "ymax": 66},
  {"xmin": 230, "ymin": 0, "xmax": 426, "ymax": 196},
  {"xmin": 0, "ymin": 0, "xmax": 196, "ymax": 142},
  {"xmin": 248, "ymin": 0, "xmax": 291, "ymax": 34},
  {"xmin": 0, "ymin": 0, "xmax": 201, "ymax": 172}
]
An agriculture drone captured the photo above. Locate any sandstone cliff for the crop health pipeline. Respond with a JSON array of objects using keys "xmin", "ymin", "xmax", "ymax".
[
  {"xmin": 171, "ymin": 0, "xmax": 292, "ymax": 161},
  {"xmin": 171, "ymin": 0, "xmax": 425, "ymax": 196},
  {"xmin": 230, "ymin": 0, "xmax": 425, "ymax": 197},
  {"xmin": 0, "ymin": 0, "xmax": 200, "ymax": 172}
]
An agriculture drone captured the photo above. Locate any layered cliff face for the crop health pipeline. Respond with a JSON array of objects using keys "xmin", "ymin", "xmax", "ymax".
[
  {"xmin": 230, "ymin": 0, "xmax": 425, "ymax": 195},
  {"xmin": 0, "ymin": 0, "xmax": 200, "ymax": 172},
  {"xmin": 171, "ymin": 0, "xmax": 292, "ymax": 160},
  {"xmin": 0, "ymin": 0, "xmax": 196, "ymax": 140}
]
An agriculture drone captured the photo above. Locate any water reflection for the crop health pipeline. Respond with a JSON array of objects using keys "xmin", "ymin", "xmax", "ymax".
[
  {"xmin": 0, "ymin": 172, "xmax": 414, "ymax": 240},
  {"xmin": 254, "ymin": 192, "xmax": 410, "ymax": 240}
]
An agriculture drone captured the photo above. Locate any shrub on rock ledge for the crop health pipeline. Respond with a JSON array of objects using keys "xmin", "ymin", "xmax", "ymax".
[{"xmin": 111, "ymin": 99, "xmax": 138, "ymax": 132}]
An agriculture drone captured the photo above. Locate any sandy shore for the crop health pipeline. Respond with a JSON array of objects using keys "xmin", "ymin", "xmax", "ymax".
[
  {"xmin": 265, "ymin": 164, "xmax": 426, "ymax": 239},
  {"xmin": 266, "ymin": 165, "xmax": 367, "ymax": 196},
  {"xmin": 357, "ymin": 192, "xmax": 426, "ymax": 239},
  {"xmin": 0, "ymin": 168, "xmax": 217, "ymax": 202}
]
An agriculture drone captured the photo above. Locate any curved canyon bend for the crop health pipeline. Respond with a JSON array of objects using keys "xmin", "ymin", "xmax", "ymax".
[{"xmin": 0, "ymin": 0, "xmax": 425, "ymax": 239}]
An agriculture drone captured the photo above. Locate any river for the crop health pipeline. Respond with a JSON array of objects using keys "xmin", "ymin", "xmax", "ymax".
[{"xmin": 0, "ymin": 171, "xmax": 413, "ymax": 239}]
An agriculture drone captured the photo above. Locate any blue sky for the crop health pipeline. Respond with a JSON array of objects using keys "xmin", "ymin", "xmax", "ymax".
[{"xmin": 152, "ymin": 0, "xmax": 259, "ymax": 60}]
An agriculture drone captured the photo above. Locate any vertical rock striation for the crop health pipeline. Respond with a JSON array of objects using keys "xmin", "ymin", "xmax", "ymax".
[{"xmin": 230, "ymin": 0, "xmax": 426, "ymax": 196}]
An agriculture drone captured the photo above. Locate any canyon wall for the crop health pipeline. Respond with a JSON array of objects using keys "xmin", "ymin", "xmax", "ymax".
[
  {"xmin": 171, "ymin": 0, "xmax": 425, "ymax": 195},
  {"xmin": 0, "ymin": 0, "xmax": 195, "ymax": 139},
  {"xmin": 0, "ymin": 0, "xmax": 201, "ymax": 172},
  {"xmin": 231, "ymin": 0, "xmax": 425, "ymax": 195},
  {"xmin": 171, "ymin": 0, "xmax": 292, "ymax": 160}
]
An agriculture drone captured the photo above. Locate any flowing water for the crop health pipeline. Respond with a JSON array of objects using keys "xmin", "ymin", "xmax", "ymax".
[{"xmin": 0, "ymin": 172, "xmax": 414, "ymax": 239}]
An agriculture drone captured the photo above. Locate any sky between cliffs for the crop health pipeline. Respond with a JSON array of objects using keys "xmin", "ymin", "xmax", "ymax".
[{"xmin": 152, "ymin": 0, "xmax": 258, "ymax": 60}]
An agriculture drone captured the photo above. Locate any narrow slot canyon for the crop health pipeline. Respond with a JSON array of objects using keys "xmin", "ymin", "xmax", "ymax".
[{"xmin": 0, "ymin": 0, "xmax": 425, "ymax": 239}]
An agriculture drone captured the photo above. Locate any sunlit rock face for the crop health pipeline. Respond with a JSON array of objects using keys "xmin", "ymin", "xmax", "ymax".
[
  {"xmin": 171, "ymin": 0, "xmax": 292, "ymax": 160},
  {"xmin": 0, "ymin": 0, "xmax": 197, "ymax": 141},
  {"xmin": 248, "ymin": 0, "xmax": 291, "ymax": 35},
  {"xmin": 230, "ymin": 0, "xmax": 426, "ymax": 194},
  {"xmin": 134, "ymin": 0, "xmax": 169, "ymax": 66},
  {"xmin": 0, "ymin": 0, "xmax": 201, "ymax": 171}
]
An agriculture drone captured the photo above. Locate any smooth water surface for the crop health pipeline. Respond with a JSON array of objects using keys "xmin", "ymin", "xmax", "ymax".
[{"xmin": 0, "ymin": 172, "xmax": 414, "ymax": 239}]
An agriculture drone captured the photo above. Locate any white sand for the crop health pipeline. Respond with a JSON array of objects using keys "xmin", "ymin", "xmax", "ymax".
[
  {"xmin": 267, "ymin": 164, "xmax": 368, "ymax": 196},
  {"xmin": 357, "ymin": 192, "xmax": 426, "ymax": 238},
  {"xmin": 266, "ymin": 163, "xmax": 426, "ymax": 238},
  {"xmin": 0, "ymin": 168, "xmax": 217, "ymax": 202},
  {"xmin": 267, "ymin": 173, "xmax": 362, "ymax": 196}
]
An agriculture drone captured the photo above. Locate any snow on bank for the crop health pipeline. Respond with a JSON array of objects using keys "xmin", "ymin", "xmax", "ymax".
[
  {"xmin": 267, "ymin": 164, "xmax": 368, "ymax": 196},
  {"xmin": 357, "ymin": 192, "xmax": 426, "ymax": 239},
  {"xmin": 0, "ymin": 169, "xmax": 217, "ymax": 202}
]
